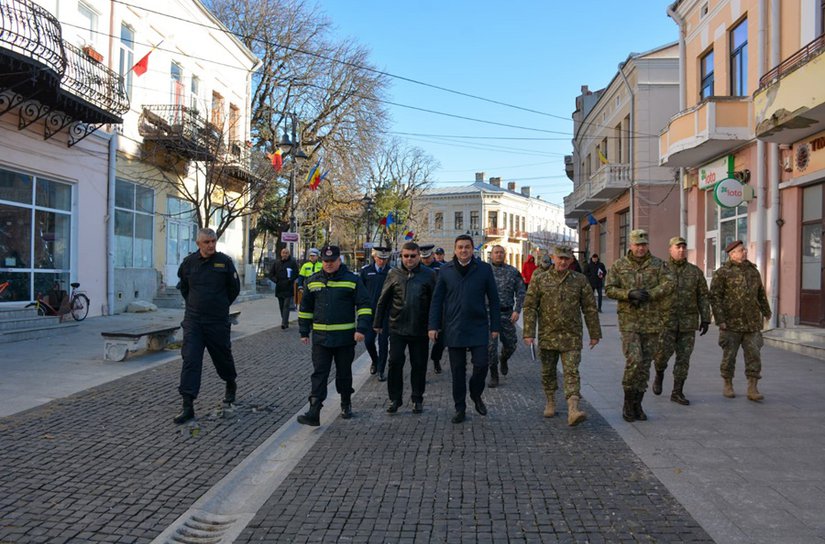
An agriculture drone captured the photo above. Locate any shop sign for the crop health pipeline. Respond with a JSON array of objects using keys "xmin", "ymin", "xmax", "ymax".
[
  {"xmin": 713, "ymin": 177, "xmax": 746, "ymax": 208},
  {"xmin": 699, "ymin": 155, "xmax": 734, "ymax": 190},
  {"xmin": 281, "ymin": 232, "xmax": 299, "ymax": 243}
]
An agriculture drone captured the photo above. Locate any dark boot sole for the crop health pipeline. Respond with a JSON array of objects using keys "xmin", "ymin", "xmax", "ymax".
[{"xmin": 297, "ymin": 416, "xmax": 320, "ymax": 426}]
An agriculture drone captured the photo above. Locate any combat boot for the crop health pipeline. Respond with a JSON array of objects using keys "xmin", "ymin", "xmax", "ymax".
[
  {"xmin": 747, "ymin": 377, "xmax": 764, "ymax": 401},
  {"xmin": 567, "ymin": 395, "xmax": 587, "ymax": 426},
  {"xmin": 223, "ymin": 380, "xmax": 237, "ymax": 404},
  {"xmin": 340, "ymin": 402, "xmax": 353, "ymax": 419},
  {"xmin": 488, "ymin": 365, "xmax": 499, "ymax": 388},
  {"xmin": 634, "ymin": 391, "xmax": 648, "ymax": 421},
  {"xmin": 500, "ymin": 355, "xmax": 509, "ymax": 376},
  {"xmin": 173, "ymin": 395, "xmax": 195, "ymax": 425},
  {"xmin": 670, "ymin": 379, "xmax": 690, "ymax": 405},
  {"xmin": 297, "ymin": 399, "xmax": 322, "ymax": 426},
  {"xmin": 622, "ymin": 389, "xmax": 635, "ymax": 422},
  {"xmin": 543, "ymin": 391, "xmax": 555, "ymax": 418},
  {"xmin": 652, "ymin": 370, "xmax": 664, "ymax": 395},
  {"xmin": 723, "ymin": 377, "xmax": 735, "ymax": 398}
]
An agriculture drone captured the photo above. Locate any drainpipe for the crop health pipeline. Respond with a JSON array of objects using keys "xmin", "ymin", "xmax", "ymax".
[
  {"xmin": 667, "ymin": 2, "xmax": 687, "ymax": 239},
  {"xmin": 107, "ymin": 131, "xmax": 118, "ymax": 316},
  {"xmin": 767, "ymin": 0, "xmax": 780, "ymax": 325},
  {"xmin": 618, "ymin": 61, "xmax": 635, "ymax": 229},
  {"xmin": 754, "ymin": 0, "xmax": 768, "ymax": 277}
]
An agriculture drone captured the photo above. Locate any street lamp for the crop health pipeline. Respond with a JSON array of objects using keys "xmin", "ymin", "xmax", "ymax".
[
  {"xmin": 278, "ymin": 114, "xmax": 307, "ymax": 255},
  {"xmin": 362, "ymin": 194, "xmax": 373, "ymax": 263}
]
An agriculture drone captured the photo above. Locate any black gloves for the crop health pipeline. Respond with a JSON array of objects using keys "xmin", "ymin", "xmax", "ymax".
[
  {"xmin": 627, "ymin": 289, "xmax": 650, "ymax": 304},
  {"xmin": 699, "ymin": 321, "xmax": 710, "ymax": 336}
]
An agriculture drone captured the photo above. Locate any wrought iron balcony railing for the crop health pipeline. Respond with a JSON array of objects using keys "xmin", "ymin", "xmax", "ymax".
[
  {"xmin": 759, "ymin": 33, "xmax": 825, "ymax": 89},
  {"xmin": 0, "ymin": 0, "xmax": 65, "ymax": 80},
  {"xmin": 220, "ymin": 140, "xmax": 268, "ymax": 185},
  {"xmin": 139, "ymin": 104, "xmax": 219, "ymax": 160},
  {"xmin": 58, "ymin": 41, "xmax": 129, "ymax": 123}
]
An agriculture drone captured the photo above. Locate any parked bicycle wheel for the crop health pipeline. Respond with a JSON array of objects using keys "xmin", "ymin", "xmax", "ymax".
[
  {"xmin": 71, "ymin": 294, "xmax": 90, "ymax": 321},
  {"xmin": 25, "ymin": 302, "xmax": 46, "ymax": 317}
]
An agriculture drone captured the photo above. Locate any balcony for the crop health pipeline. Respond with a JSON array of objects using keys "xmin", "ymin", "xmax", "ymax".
[
  {"xmin": 484, "ymin": 227, "xmax": 507, "ymax": 238},
  {"xmin": 139, "ymin": 105, "xmax": 220, "ymax": 161},
  {"xmin": 659, "ymin": 97, "xmax": 753, "ymax": 167},
  {"xmin": 219, "ymin": 140, "xmax": 268, "ymax": 187},
  {"xmin": 563, "ymin": 162, "xmax": 631, "ymax": 226},
  {"xmin": 754, "ymin": 34, "xmax": 825, "ymax": 144},
  {"xmin": 512, "ymin": 230, "xmax": 528, "ymax": 240},
  {"xmin": 56, "ymin": 42, "xmax": 129, "ymax": 124}
]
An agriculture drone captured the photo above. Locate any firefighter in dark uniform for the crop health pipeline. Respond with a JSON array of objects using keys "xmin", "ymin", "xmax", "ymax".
[
  {"xmin": 420, "ymin": 244, "xmax": 444, "ymax": 373},
  {"xmin": 174, "ymin": 228, "xmax": 241, "ymax": 424},
  {"xmin": 297, "ymin": 245, "xmax": 373, "ymax": 426}
]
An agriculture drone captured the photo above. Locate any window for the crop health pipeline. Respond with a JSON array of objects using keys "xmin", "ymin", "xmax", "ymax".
[
  {"xmin": 115, "ymin": 180, "xmax": 154, "ymax": 268},
  {"xmin": 730, "ymin": 19, "xmax": 748, "ymax": 96},
  {"xmin": 434, "ymin": 212, "xmax": 443, "ymax": 230},
  {"xmin": 521, "ymin": 216, "xmax": 525, "ymax": 232},
  {"xmin": 454, "ymin": 211, "xmax": 463, "ymax": 230},
  {"xmin": 470, "ymin": 211, "xmax": 479, "ymax": 230},
  {"xmin": 190, "ymin": 76, "xmax": 200, "ymax": 112},
  {"xmin": 171, "ymin": 62, "xmax": 184, "ymax": 106},
  {"xmin": 616, "ymin": 123, "xmax": 623, "ymax": 163},
  {"xmin": 488, "ymin": 211, "xmax": 498, "ymax": 229},
  {"xmin": 618, "ymin": 210, "xmax": 629, "ymax": 256},
  {"xmin": 801, "ymin": 185, "xmax": 822, "ymax": 290},
  {"xmin": 211, "ymin": 91, "xmax": 225, "ymax": 128},
  {"xmin": 719, "ymin": 203, "xmax": 748, "ymax": 263},
  {"xmin": 228, "ymin": 104, "xmax": 240, "ymax": 143},
  {"xmin": 700, "ymin": 50, "xmax": 714, "ymax": 99},
  {"xmin": 77, "ymin": 2, "xmax": 97, "ymax": 45},
  {"xmin": 598, "ymin": 220, "xmax": 607, "ymax": 256},
  {"xmin": 118, "ymin": 24, "xmax": 134, "ymax": 99}
]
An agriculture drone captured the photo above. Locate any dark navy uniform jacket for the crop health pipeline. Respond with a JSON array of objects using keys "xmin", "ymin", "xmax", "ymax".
[
  {"xmin": 299, "ymin": 264, "xmax": 373, "ymax": 347},
  {"xmin": 359, "ymin": 262, "xmax": 390, "ymax": 308},
  {"xmin": 178, "ymin": 250, "xmax": 240, "ymax": 322}
]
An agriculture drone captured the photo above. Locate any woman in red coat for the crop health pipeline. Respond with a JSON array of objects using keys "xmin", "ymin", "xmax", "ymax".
[{"xmin": 522, "ymin": 254, "xmax": 538, "ymax": 286}]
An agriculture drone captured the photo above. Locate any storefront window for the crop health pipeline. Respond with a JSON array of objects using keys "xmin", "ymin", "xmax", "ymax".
[
  {"xmin": 720, "ymin": 203, "xmax": 748, "ymax": 263},
  {"xmin": 802, "ymin": 184, "xmax": 823, "ymax": 290}
]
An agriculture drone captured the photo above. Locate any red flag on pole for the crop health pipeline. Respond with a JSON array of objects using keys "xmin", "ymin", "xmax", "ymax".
[{"xmin": 132, "ymin": 41, "xmax": 163, "ymax": 77}]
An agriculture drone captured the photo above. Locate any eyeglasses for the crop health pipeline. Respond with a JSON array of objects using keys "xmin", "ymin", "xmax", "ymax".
[{"xmin": 401, "ymin": 254, "xmax": 418, "ymax": 258}]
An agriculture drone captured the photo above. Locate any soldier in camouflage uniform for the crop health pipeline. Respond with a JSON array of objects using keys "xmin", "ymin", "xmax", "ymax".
[
  {"xmin": 710, "ymin": 240, "xmax": 771, "ymax": 401},
  {"xmin": 487, "ymin": 245, "xmax": 526, "ymax": 387},
  {"xmin": 523, "ymin": 246, "xmax": 601, "ymax": 426},
  {"xmin": 605, "ymin": 229, "xmax": 673, "ymax": 422},
  {"xmin": 652, "ymin": 236, "xmax": 711, "ymax": 405}
]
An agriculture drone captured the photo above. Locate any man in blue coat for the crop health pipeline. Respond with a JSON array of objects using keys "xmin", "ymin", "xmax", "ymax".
[
  {"xmin": 429, "ymin": 235, "xmax": 501, "ymax": 423},
  {"xmin": 359, "ymin": 246, "xmax": 391, "ymax": 380}
]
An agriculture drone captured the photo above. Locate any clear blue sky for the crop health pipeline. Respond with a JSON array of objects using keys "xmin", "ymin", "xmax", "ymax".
[{"xmin": 316, "ymin": 1, "xmax": 678, "ymax": 205}]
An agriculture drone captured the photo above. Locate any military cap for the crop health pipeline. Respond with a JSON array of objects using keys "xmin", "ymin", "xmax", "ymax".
[
  {"xmin": 724, "ymin": 239, "xmax": 744, "ymax": 253},
  {"xmin": 373, "ymin": 246, "xmax": 391, "ymax": 259},
  {"xmin": 308, "ymin": 247, "xmax": 320, "ymax": 257},
  {"xmin": 629, "ymin": 229, "xmax": 649, "ymax": 244},
  {"xmin": 669, "ymin": 236, "xmax": 687, "ymax": 247},
  {"xmin": 540, "ymin": 253, "xmax": 553, "ymax": 267},
  {"xmin": 553, "ymin": 246, "xmax": 574, "ymax": 259},
  {"xmin": 320, "ymin": 245, "xmax": 340, "ymax": 261},
  {"xmin": 434, "ymin": 247, "xmax": 445, "ymax": 255},
  {"xmin": 419, "ymin": 244, "xmax": 435, "ymax": 258}
]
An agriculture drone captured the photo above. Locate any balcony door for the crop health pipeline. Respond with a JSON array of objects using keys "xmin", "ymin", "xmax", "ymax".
[{"xmin": 801, "ymin": 183, "xmax": 825, "ymax": 325}]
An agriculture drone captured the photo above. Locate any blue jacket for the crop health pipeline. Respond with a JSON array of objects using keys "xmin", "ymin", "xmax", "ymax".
[
  {"xmin": 359, "ymin": 262, "xmax": 390, "ymax": 308},
  {"xmin": 299, "ymin": 264, "xmax": 372, "ymax": 347},
  {"xmin": 428, "ymin": 257, "xmax": 501, "ymax": 348}
]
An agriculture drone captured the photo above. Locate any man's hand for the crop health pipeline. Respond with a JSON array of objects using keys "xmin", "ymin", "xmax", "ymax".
[
  {"xmin": 373, "ymin": 328, "xmax": 383, "ymax": 334},
  {"xmin": 699, "ymin": 321, "xmax": 710, "ymax": 336},
  {"xmin": 589, "ymin": 338, "xmax": 599, "ymax": 349},
  {"xmin": 491, "ymin": 331, "xmax": 499, "ymax": 339},
  {"xmin": 628, "ymin": 289, "xmax": 650, "ymax": 303},
  {"xmin": 510, "ymin": 311, "xmax": 519, "ymax": 324},
  {"xmin": 524, "ymin": 337, "xmax": 534, "ymax": 346},
  {"xmin": 354, "ymin": 332, "xmax": 365, "ymax": 342},
  {"xmin": 428, "ymin": 330, "xmax": 438, "ymax": 341},
  {"xmin": 300, "ymin": 336, "xmax": 309, "ymax": 345}
]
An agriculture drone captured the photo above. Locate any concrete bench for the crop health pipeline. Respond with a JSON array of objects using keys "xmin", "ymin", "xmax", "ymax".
[
  {"xmin": 229, "ymin": 309, "xmax": 241, "ymax": 325},
  {"xmin": 101, "ymin": 324, "xmax": 181, "ymax": 362}
]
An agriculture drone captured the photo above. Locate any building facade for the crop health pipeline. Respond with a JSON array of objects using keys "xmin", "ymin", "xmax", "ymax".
[{"xmin": 565, "ymin": 43, "xmax": 681, "ymax": 265}]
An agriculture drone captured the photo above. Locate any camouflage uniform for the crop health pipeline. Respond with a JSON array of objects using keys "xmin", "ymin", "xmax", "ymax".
[
  {"xmin": 605, "ymin": 252, "xmax": 673, "ymax": 393},
  {"xmin": 655, "ymin": 257, "xmax": 711, "ymax": 381},
  {"xmin": 710, "ymin": 259, "xmax": 771, "ymax": 379},
  {"xmin": 522, "ymin": 268, "xmax": 601, "ymax": 399},
  {"xmin": 488, "ymin": 262, "xmax": 526, "ymax": 371}
]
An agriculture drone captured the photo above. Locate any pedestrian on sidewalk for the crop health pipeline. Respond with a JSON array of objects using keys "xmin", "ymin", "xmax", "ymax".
[
  {"xmin": 296, "ymin": 248, "xmax": 323, "ymax": 307},
  {"xmin": 428, "ymin": 235, "xmax": 501, "ymax": 424},
  {"xmin": 652, "ymin": 236, "xmax": 711, "ymax": 405},
  {"xmin": 709, "ymin": 240, "xmax": 771, "ymax": 401},
  {"xmin": 605, "ymin": 229, "xmax": 673, "ymax": 422},
  {"xmin": 360, "ymin": 247, "xmax": 391, "ymax": 380},
  {"xmin": 269, "ymin": 247, "xmax": 299, "ymax": 329},
  {"xmin": 297, "ymin": 245, "xmax": 373, "ymax": 426},
  {"xmin": 521, "ymin": 253, "xmax": 538, "ymax": 287},
  {"xmin": 434, "ymin": 247, "xmax": 446, "ymax": 264},
  {"xmin": 374, "ymin": 242, "xmax": 436, "ymax": 414},
  {"xmin": 420, "ymin": 243, "xmax": 445, "ymax": 374},
  {"xmin": 522, "ymin": 246, "xmax": 601, "ymax": 425},
  {"xmin": 174, "ymin": 228, "xmax": 241, "ymax": 425},
  {"xmin": 487, "ymin": 245, "xmax": 525, "ymax": 388},
  {"xmin": 583, "ymin": 253, "xmax": 607, "ymax": 312}
]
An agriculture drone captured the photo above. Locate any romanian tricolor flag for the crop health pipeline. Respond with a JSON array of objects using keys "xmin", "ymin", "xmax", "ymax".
[
  {"xmin": 267, "ymin": 149, "xmax": 283, "ymax": 172},
  {"xmin": 404, "ymin": 229, "xmax": 414, "ymax": 241},
  {"xmin": 598, "ymin": 149, "xmax": 609, "ymax": 165},
  {"xmin": 307, "ymin": 161, "xmax": 322, "ymax": 191}
]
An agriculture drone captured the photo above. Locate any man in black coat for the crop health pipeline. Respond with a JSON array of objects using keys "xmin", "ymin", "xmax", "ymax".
[
  {"xmin": 584, "ymin": 253, "xmax": 607, "ymax": 312},
  {"xmin": 269, "ymin": 247, "xmax": 299, "ymax": 329},
  {"xmin": 428, "ymin": 235, "xmax": 501, "ymax": 423}
]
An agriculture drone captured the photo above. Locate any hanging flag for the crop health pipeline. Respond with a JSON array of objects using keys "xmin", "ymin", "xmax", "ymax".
[
  {"xmin": 385, "ymin": 212, "xmax": 395, "ymax": 226},
  {"xmin": 379, "ymin": 216, "xmax": 387, "ymax": 226},
  {"xmin": 587, "ymin": 213, "xmax": 598, "ymax": 225},
  {"xmin": 305, "ymin": 160, "xmax": 321, "ymax": 190},
  {"xmin": 267, "ymin": 149, "xmax": 283, "ymax": 172},
  {"xmin": 598, "ymin": 149, "xmax": 609, "ymax": 165},
  {"xmin": 404, "ymin": 228, "xmax": 414, "ymax": 241},
  {"xmin": 131, "ymin": 41, "xmax": 163, "ymax": 76}
]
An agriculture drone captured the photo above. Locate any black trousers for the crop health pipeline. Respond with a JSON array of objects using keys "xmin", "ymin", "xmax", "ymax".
[
  {"xmin": 310, "ymin": 344, "xmax": 355, "ymax": 405},
  {"xmin": 179, "ymin": 319, "xmax": 236, "ymax": 399},
  {"xmin": 387, "ymin": 334, "xmax": 429, "ymax": 403},
  {"xmin": 448, "ymin": 345, "xmax": 489, "ymax": 411},
  {"xmin": 365, "ymin": 317, "xmax": 389, "ymax": 373},
  {"xmin": 430, "ymin": 335, "xmax": 445, "ymax": 362},
  {"xmin": 592, "ymin": 285, "xmax": 603, "ymax": 310},
  {"xmin": 277, "ymin": 295, "xmax": 292, "ymax": 326}
]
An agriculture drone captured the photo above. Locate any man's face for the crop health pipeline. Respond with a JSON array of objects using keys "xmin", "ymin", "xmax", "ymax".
[
  {"xmin": 554, "ymin": 255, "xmax": 572, "ymax": 272},
  {"xmin": 197, "ymin": 235, "xmax": 217, "ymax": 258},
  {"xmin": 591, "ymin": 255, "xmax": 598, "ymax": 263},
  {"xmin": 435, "ymin": 252, "xmax": 445, "ymax": 262},
  {"xmin": 322, "ymin": 258, "xmax": 341, "ymax": 274},
  {"xmin": 309, "ymin": 254, "xmax": 318, "ymax": 263},
  {"xmin": 422, "ymin": 254, "xmax": 434, "ymax": 265},
  {"xmin": 630, "ymin": 242, "xmax": 649, "ymax": 258},
  {"xmin": 400, "ymin": 249, "xmax": 420, "ymax": 269},
  {"xmin": 280, "ymin": 248, "xmax": 290, "ymax": 260},
  {"xmin": 455, "ymin": 240, "xmax": 474, "ymax": 261},
  {"xmin": 491, "ymin": 246, "xmax": 505, "ymax": 265},
  {"xmin": 728, "ymin": 245, "xmax": 747, "ymax": 264},
  {"xmin": 374, "ymin": 256, "xmax": 388, "ymax": 268},
  {"xmin": 669, "ymin": 244, "xmax": 686, "ymax": 261}
]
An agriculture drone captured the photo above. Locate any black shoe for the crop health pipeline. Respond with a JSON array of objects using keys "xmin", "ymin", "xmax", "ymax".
[
  {"xmin": 622, "ymin": 389, "xmax": 635, "ymax": 422},
  {"xmin": 370, "ymin": 362, "xmax": 377, "ymax": 375},
  {"xmin": 412, "ymin": 401, "xmax": 423, "ymax": 414},
  {"xmin": 451, "ymin": 410, "xmax": 465, "ymax": 424},
  {"xmin": 472, "ymin": 397, "xmax": 488, "ymax": 416},
  {"xmin": 634, "ymin": 391, "xmax": 648, "ymax": 421},
  {"xmin": 500, "ymin": 357, "xmax": 509, "ymax": 376},
  {"xmin": 433, "ymin": 360, "xmax": 442, "ymax": 374},
  {"xmin": 386, "ymin": 400, "xmax": 401, "ymax": 413},
  {"xmin": 377, "ymin": 372, "xmax": 386, "ymax": 382},
  {"xmin": 652, "ymin": 371, "xmax": 664, "ymax": 395},
  {"xmin": 224, "ymin": 381, "xmax": 237, "ymax": 404},
  {"xmin": 297, "ymin": 400, "xmax": 321, "ymax": 426},
  {"xmin": 340, "ymin": 403, "xmax": 353, "ymax": 419},
  {"xmin": 281, "ymin": 324, "xmax": 287, "ymax": 330},
  {"xmin": 173, "ymin": 396, "xmax": 195, "ymax": 425}
]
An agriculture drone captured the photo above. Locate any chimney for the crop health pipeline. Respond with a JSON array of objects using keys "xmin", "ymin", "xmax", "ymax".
[
  {"xmin": 490, "ymin": 177, "xmax": 501, "ymax": 187},
  {"xmin": 507, "ymin": 181, "xmax": 516, "ymax": 191},
  {"xmin": 521, "ymin": 186, "xmax": 531, "ymax": 197},
  {"xmin": 475, "ymin": 172, "xmax": 485, "ymax": 182},
  {"xmin": 581, "ymin": 85, "xmax": 591, "ymax": 95}
]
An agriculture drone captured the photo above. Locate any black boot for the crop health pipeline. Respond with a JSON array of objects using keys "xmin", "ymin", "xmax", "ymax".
[
  {"xmin": 488, "ymin": 365, "xmax": 499, "ymax": 388},
  {"xmin": 173, "ymin": 395, "xmax": 195, "ymax": 425},
  {"xmin": 433, "ymin": 360, "xmax": 442, "ymax": 374},
  {"xmin": 297, "ymin": 399, "xmax": 322, "ymax": 426},
  {"xmin": 500, "ymin": 355, "xmax": 509, "ymax": 376},
  {"xmin": 622, "ymin": 389, "xmax": 635, "ymax": 422},
  {"xmin": 340, "ymin": 402, "xmax": 353, "ymax": 419},
  {"xmin": 224, "ymin": 380, "xmax": 237, "ymax": 404},
  {"xmin": 652, "ymin": 370, "xmax": 664, "ymax": 395},
  {"xmin": 634, "ymin": 391, "xmax": 648, "ymax": 421},
  {"xmin": 671, "ymin": 379, "xmax": 690, "ymax": 405}
]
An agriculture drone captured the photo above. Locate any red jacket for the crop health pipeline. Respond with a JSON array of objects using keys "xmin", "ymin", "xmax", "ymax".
[{"xmin": 522, "ymin": 255, "xmax": 538, "ymax": 285}]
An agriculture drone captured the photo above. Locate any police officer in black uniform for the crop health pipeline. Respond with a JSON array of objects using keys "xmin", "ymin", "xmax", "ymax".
[
  {"xmin": 297, "ymin": 245, "xmax": 373, "ymax": 426},
  {"xmin": 360, "ymin": 246, "xmax": 391, "ymax": 381},
  {"xmin": 174, "ymin": 228, "xmax": 241, "ymax": 424},
  {"xmin": 420, "ymin": 244, "xmax": 444, "ymax": 373}
]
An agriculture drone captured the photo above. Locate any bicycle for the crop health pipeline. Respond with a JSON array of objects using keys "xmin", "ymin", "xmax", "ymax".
[{"xmin": 26, "ymin": 281, "xmax": 90, "ymax": 322}]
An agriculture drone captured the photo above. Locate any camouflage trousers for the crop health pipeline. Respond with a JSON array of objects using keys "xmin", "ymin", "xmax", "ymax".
[
  {"xmin": 540, "ymin": 349, "xmax": 581, "ymax": 399},
  {"xmin": 488, "ymin": 315, "xmax": 518, "ymax": 369},
  {"xmin": 620, "ymin": 332, "xmax": 660, "ymax": 393},
  {"xmin": 718, "ymin": 330, "xmax": 763, "ymax": 379},
  {"xmin": 654, "ymin": 329, "xmax": 696, "ymax": 381}
]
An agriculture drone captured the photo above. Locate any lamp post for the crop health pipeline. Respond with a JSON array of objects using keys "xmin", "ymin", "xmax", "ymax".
[
  {"xmin": 361, "ymin": 194, "xmax": 373, "ymax": 266},
  {"xmin": 278, "ymin": 114, "xmax": 307, "ymax": 255}
]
